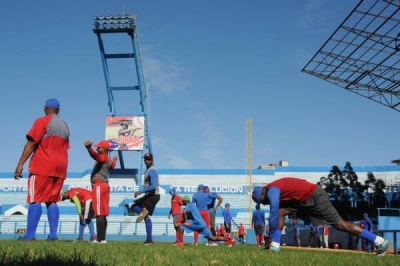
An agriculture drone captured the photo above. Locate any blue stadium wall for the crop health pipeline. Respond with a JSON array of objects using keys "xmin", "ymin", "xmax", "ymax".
[
  {"xmin": 1, "ymin": 165, "xmax": 400, "ymax": 216},
  {"xmin": 1, "ymin": 165, "xmax": 400, "ymax": 248}
]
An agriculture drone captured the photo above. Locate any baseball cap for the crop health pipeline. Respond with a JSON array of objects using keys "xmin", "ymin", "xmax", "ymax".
[
  {"xmin": 94, "ymin": 140, "xmax": 110, "ymax": 150},
  {"xmin": 363, "ymin": 213, "xmax": 368, "ymax": 217},
  {"xmin": 197, "ymin": 184, "xmax": 205, "ymax": 190},
  {"xmin": 182, "ymin": 195, "xmax": 190, "ymax": 201},
  {"xmin": 225, "ymin": 203, "xmax": 230, "ymax": 207},
  {"xmin": 61, "ymin": 190, "xmax": 68, "ymax": 201},
  {"xmin": 143, "ymin": 153, "xmax": 153, "ymax": 160},
  {"xmin": 45, "ymin": 98, "xmax": 60, "ymax": 109},
  {"xmin": 252, "ymin": 186, "xmax": 263, "ymax": 203},
  {"xmin": 169, "ymin": 188, "xmax": 177, "ymax": 196}
]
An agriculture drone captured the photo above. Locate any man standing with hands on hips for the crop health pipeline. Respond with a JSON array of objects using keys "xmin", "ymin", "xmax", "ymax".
[{"xmin": 14, "ymin": 98, "xmax": 70, "ymax": 241}]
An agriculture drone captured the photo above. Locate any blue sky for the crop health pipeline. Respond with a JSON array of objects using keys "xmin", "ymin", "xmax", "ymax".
[{"xmin": 2, "ymin": 0, "xmax": 399, "ymax": 173}]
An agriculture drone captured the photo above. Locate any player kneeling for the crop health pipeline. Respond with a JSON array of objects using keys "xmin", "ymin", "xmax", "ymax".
[{"xmin": 177, "ymin": 195, "xmax": 235, "ymax": 247}]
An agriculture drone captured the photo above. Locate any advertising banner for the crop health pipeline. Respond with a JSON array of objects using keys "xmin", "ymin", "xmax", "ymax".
[{"xmin": 105, "ymin": 116, "xmax": 145, "ymax": 150}]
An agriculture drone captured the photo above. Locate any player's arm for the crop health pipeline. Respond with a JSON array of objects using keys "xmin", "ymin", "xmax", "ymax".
[
  {"xmin": 110, "ymin": 155, "xmax": 118, "ymax": 169},
  {"xmin": 71, "ymin": 195, "xmax": 82, "ymax": 215},
  {"xmin": 14, "ymin": 139, "xmax": 37, "ymax": 179},
  {"xmin": 214, "ymin": 194, "xmax": 223, "ymax": 210},
  {"xmin": 267, "ymin": 187, "xmax": 280, "ymax": 233}
]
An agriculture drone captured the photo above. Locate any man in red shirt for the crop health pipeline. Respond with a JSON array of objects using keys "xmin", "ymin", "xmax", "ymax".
[
  {"xmin": 62, "ymin": 188, "xmax": 97, "ymax": 242},
  {"xmin": 219, "ymin": 223, "xmax": 226, "ymax": 236},
  {"xmin": 252, "ymin": 177, "xmax": 390, "ymax": 256},
  {"xmin": 238, "ymin": 223, "xmax": 245, "ymax": 244},
  {"xmin": 168, "ymin": 187, "xmax": 183, "ymax": 245},
  {"xmin": 85, "ymin": 140, "xmax": 117, "ymax": 244},
  {"xmin": 14, "ymin": 98, "xmax": 70, "ymax": 241}
]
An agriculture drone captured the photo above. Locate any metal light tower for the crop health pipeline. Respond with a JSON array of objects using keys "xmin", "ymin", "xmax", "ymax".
[
  {"xmin": 245, "ymin": 118, "xmax": 253, "ymax": 227},
  {"xmin": 92, "ymin": 14, "xmax": 151, "ymax": 184}
]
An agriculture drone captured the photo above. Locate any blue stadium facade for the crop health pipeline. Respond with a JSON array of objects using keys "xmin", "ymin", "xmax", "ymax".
[{"xmin": 1, "ymin": 165, "xmax": 400, "ymax": 248}]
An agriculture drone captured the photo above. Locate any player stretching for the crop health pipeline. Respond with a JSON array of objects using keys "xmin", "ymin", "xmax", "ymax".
[{"xmin": 177, "ymin": 195, "xmax": 236, "ymax": 247}]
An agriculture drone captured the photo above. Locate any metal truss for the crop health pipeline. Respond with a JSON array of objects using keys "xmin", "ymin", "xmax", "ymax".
[
  {"xmin": 92, "ymin": 14, "xmax": 151, "ymax": 181},
  {"xmin": 302, "ymin": 0, "xmax": 400, "ymax": 111}
]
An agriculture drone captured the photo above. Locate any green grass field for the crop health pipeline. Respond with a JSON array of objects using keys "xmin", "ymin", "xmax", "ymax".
[{"xmin": 0, "ymin": 240, "xmax": 397, "ymax": 266}]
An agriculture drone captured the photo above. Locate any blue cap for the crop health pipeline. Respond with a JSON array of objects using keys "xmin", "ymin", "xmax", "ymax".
[
  {"xmin": 225, "ymin": 203, "xmax": 230, "ymax": 207},
  {"xmin": 252, "ymin": 186, "xmax": 262, "ymax": 203},
  {"xmin": 45, "ymin": 98, "xmax": 60, "ymax": 109},
  {"xmin": 169, "ymin": 188, "xmax": 176, "ymax": 196},
  {"xmin": 363, "ymin": 213, "xmax": 368, "ymax": 217},
  {"xmin": 198, "ymin": 184, "xmax": 204, "ymax": 190}
]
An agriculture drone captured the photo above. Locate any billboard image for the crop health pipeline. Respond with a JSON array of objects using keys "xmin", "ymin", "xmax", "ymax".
[{"xmin": 105, "ymin": 116, "xmax": 145, "ymax": 151}]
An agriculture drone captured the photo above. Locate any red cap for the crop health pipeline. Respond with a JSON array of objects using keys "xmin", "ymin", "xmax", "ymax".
[{"xmin": 94, "ymin": 140, "xmax": 110, "ymax": 150}]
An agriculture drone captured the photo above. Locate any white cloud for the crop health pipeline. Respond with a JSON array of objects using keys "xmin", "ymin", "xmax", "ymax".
[
  {"xmin": 141, "ymin": 49, "xmax": 191, "ymax": 95},
  {"xmin": 193, "ymin": 111, "xmax": 228, "ymax": 168}
]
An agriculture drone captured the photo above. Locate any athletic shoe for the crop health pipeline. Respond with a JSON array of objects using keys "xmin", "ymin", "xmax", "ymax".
[
  {"xmin": 228, "ymin": 238, "xmax": 235, "ymax": 247},
  {"xmin": 46, "ymin": 237, "xmax": 58, "ymax": 242},
  {"xmin": 173, "ymin": 242, "xmax": 184, "ymax": 246},
  {"xmin": 73, "ymin": 238, "xmax": 83, "ymax": 243},
  {"xmin": 91, "ymin": 240, "xmax": 98, "ymax": 244},
  {"xmin": 376, "ymin": 239, "xmax": 390, "ymax": 256},
  {"xmin": 270, "ymin": 246, "xmax": 281, "ymax": 252},
  {"xmin": 143, "ymin": 240, "xmax": 153, "ymax": 246},
  {"xmin": 136, "ymin": 209, "xmax": 149, "ymax": 223},
  {"xmin": 210, "ymin": 242, "xmax": 218, "ymax": 246},
  {"xmin": 205, "ymin": 243, "xmax": 210, "ymax": 246},
  {"xmin": 88, "ymin": 237, "xmax": 97, "ymax": 243},
  {"xmin": 99, "ymin": 240, "xmax": 107, "ymax": 244},
  {"xmin": 193, "ymin": 243, "xmax": 198, "ymax": 246}
]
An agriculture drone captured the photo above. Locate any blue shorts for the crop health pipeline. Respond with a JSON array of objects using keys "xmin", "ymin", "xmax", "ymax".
[{"xmin": 180, "ymin": 221, "xmax": 212, "ymax": 237}]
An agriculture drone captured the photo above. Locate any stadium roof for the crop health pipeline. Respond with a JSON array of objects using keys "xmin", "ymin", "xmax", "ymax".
[{"xmin": 302, "ymin": 0, "xmax": 400, "ymax": 111}]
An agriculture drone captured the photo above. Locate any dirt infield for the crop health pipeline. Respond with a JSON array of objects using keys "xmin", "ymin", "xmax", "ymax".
[{"xmin": 281, "ymin": 245, "xmax": 396, "ymax": 255}]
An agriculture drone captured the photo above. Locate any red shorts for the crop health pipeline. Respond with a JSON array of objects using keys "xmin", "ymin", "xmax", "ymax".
[
  {"xmin": 27, "ymin": 174, "xmax": 64, "ymax": 203},
  {"xmin": 199, "ymin": 210, "xmax": 210, "ymax": 229},
  {"xmin": 92, "ymin": 182, "xmax": 110, "ymax": 217}
]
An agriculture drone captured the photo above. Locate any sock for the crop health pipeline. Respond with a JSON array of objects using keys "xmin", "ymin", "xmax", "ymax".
[
  {"xmin": 26, "ymin": 203, "xmax": 42, "ymax": 239},
  {"xmin": 132, "ymin": 206, "xmax": 142, "ymax": 214},
  {"xmin": 179, "ymin": 232, "xmax": 183, "ymax": 243},
  {"xmin": 256, "ymin": 235, "xmax": 260, "ymax": 245},
  {"xmin": 78, "ymin": 221, "xmax": 85, "ymax": 239},
  {"xmin": 87, "ymin": 220, "xmax": 96, "ymax": 239},
  {"xmin": 47, "ymin": 204, "xmax": 60, "ymax": 239},
  {"xmin": 360, "ymin": 229, "xmax": 383, "ymax": 245},
  {"xmin": 145, "ymin": 217, "xmax": 152, "ymax": 241},
  {"xmin": 272, "ymin": 229, "xmax": 282, "ymax": 244},
  {"xmin": 194, "ymin": 231, "xmax": 199, "ymax": 243},
  {"xmin": 175, "ymin": 231, "xmax": 180, "ymax": 243},
  {"xmin": 96, "ymin": 216, "xmax": 106, "ymax": 241}
]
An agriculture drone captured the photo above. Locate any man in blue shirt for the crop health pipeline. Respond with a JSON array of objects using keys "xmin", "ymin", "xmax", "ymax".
[
  {"xmin": 252, "ymin": 203, "xmax": 265, "ymax": 247},
  {"xmin": 205, "ymin": 186, "xmax": 223, "ymax": 238},
  {"xmin": 192, "ymin": 184, "xmax": 218, "ymax": 245},
  {"xmin": 177, "ymin": 195, "xmax": 235, "ymax": 247},
  {"xmin": 128, "ymin": 153, "xmax": 160, "ymax": 245},
  {"xmin": 223, "ymin": 203, "xmax": 232, "ymax": 234}
]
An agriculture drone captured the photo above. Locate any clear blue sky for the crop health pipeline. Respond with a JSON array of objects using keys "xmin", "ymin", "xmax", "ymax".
[{"xmin": 2, "ymin": 0, "xmax": 399, "ymax": 172}]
